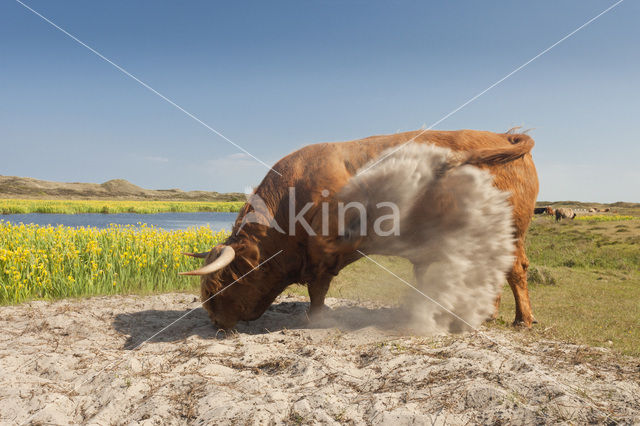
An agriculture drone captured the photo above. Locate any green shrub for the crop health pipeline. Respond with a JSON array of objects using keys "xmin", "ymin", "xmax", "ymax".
[{"xmin": 527, "ymin": 266, "xmax": 557, "ymax": 285}]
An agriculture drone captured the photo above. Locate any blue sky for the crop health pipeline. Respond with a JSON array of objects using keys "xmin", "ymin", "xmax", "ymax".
[{"xmin": 1, "ymin": 1, "xmax": 638, "ymax": 202}]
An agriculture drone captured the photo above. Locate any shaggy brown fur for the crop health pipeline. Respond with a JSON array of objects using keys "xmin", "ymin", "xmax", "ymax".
[
  {"xmin": 555, "ymin": 208, "xmax": 577, "ymax": 221},
  {"xmin": 534, "ymin": 206, "xmax": 554, "ymax": 215},
  {"xmin": 199, "ymin": 129, "xmax": 539, "ymax": 329}
]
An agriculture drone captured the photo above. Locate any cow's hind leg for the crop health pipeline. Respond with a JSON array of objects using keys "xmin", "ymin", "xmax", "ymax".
[
  {"xmin": 507, "ymin": 242, "xmax": 534, "ymax": 327},
  {"xmin": 307, "ymin": 273, "xmax": 333, "ymax": 318}
]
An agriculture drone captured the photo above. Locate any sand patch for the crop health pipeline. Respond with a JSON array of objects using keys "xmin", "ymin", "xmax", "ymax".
[{"xmin": 1, "ymin": 293, "xmax": 638, "ymax": 424}]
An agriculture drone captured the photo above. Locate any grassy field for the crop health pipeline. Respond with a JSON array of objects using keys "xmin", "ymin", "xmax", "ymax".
[
  {"xmin": 0, "ymin": 199, "xmax": 244, "ymax": 214},
  {"xmin": 495, "ymin": 216, "xmax": 640, "ymax": 356},
  {"xmin": 1, "ymin": 210, "xmax": 638, "ymax": 356},
  {"xmin": 574, "ymin": 214, "xmax": 634, "ymax": 222}
]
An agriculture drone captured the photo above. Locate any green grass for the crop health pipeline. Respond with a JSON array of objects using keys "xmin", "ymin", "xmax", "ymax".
[
  {"xmin": 498, "ymin": 216, "xmax": 640, "ymax": 356},
  {"xmin": 0, "ymin": 199, "xmax": 244, "ymax": 214},
  {"xmin": 574, "ymin": 214, "xmax": 634, "ymax": 222},
  {"xmin": 526, "ymin": 216, "xmax": 639, "ymax": 271},
  {"xmin": 494, "ymin": 267, "xmax": 639, "ymax": 357}
]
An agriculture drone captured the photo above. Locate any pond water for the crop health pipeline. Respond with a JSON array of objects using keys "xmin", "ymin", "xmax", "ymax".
[{"xmin": 0, "ymin": 212, "xmax": 237, "ymax": 231}]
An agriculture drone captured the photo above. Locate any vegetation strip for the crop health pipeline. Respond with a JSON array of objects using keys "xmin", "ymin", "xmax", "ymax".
[
  {"xmin": 574, "ymin": 214, "xmax": 634, "ymax": 222},
  {"xmin": 0, "ymin": 199, "xmax": 244, "ymax": 214}
]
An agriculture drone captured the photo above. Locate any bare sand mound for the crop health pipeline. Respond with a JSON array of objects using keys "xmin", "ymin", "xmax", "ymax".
[{"xmin": 1, "ymin": 293, "xmax": 638, "ymax": 425}]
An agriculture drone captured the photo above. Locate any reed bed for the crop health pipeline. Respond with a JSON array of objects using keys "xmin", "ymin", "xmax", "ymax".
[{"xmin": 0, "ymin": 199, "xmax": 244, "ymax": 215}]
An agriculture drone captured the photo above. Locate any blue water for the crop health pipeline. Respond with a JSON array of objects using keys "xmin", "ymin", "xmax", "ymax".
[{"xmin": 0, "ymin": 212, "xmax": 237, "ymax": 231}]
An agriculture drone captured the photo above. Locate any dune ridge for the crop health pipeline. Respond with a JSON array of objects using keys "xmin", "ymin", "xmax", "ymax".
[{"xmin": 0, "ymin": 175, "xmax": 242, "ymax": 201}]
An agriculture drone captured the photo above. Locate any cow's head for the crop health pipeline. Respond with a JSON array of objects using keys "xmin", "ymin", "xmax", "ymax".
[{"xmin": 181, "ymin": 238, "xmax": 281, "ymax": 329}]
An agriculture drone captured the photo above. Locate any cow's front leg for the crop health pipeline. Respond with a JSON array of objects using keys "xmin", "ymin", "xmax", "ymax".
[{"xmin": 307, "ymin": 274, "xmax": 333, "ymax": 319}]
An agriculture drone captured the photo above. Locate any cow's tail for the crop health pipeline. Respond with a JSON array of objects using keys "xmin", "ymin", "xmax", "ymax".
[{"xmin": 463, "ymin": 133, "xmax": 534, "ymax": 166}]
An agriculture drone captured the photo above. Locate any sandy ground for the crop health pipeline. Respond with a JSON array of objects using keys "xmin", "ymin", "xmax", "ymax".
[{"xmin": 1, "ymin": 293, "xmax": 639, "ymax": 425}]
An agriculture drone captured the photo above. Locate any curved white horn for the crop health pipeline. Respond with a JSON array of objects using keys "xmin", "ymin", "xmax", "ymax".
[{"xmin": 179, "ymin": 246, "xmax": 235, "ymax": 276}]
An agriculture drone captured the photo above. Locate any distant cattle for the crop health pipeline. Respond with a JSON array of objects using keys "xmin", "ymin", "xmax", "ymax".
[
  {"xmin": 534, "ymin": 206, "xmax": 554, "ymax": 215},
  {"xmin": 588, "ymin": 208, "xmax": 596, "ymax": 213},
  {"xmin": 600, "ymin": 208, "xmax": 611, "ymax": 212},
  {"xmin": 555, "ymin": 208, "xmax": 576, "ymax": 221}
]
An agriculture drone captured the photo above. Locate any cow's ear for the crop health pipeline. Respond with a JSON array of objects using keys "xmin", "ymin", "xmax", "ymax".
[{"xmin": 236, "ymin": 242, "xmax": 260, "ymax": 267}]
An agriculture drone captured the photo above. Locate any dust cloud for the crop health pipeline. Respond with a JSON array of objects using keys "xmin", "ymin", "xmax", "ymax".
[{"xmin": 338, "ymin": 143, "xmax": 515, "ymax": 334}]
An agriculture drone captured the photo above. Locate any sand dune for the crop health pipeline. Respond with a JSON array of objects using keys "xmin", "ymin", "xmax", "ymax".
[
  {"xmin": 1, "ymin": 293, "xmax": 638, "ymax": 424},
  {"xmin": 0, "ymin": 175, "xmax": 242, "ymax": 201}
]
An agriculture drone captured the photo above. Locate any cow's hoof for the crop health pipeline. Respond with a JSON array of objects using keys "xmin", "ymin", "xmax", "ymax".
[{"xmin": 512, "ymin": 319, "xmax": 533, "ymax": 328}]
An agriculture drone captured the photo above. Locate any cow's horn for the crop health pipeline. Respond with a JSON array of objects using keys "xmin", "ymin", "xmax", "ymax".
[
  {"xmin": 182, "ymin": 251, "xmax": 210, "ymax": 258},
  {"xmin": 179, "ymin": 246, "xmax": 235, "ymax": 276}
]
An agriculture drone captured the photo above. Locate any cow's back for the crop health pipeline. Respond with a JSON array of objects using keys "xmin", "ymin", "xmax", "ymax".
[{"xmin": 261, "ymin": 129, "xmax": 538, "ymax": 239}]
